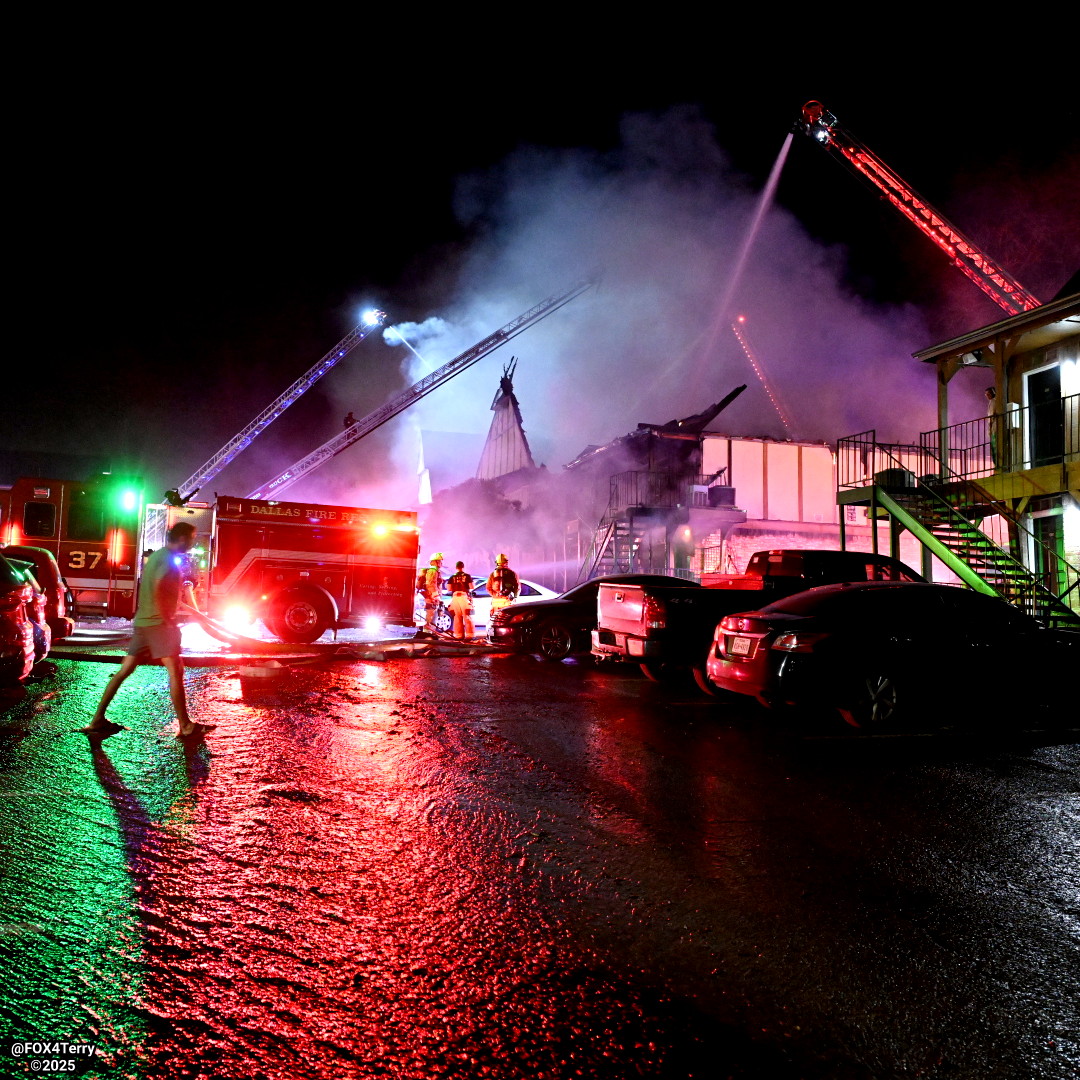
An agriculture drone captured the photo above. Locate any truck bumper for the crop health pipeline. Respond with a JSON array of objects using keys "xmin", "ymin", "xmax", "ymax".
[{"xmin": 591, "ymin": 629, "xmax": 659, "ymax": 660}]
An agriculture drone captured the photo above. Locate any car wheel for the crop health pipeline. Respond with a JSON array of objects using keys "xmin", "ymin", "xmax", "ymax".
[
  {"xmin": 838, "ymin": 672, "xmax": 902, "ymax": 729},
  {"xmin": 268, "ymin": 591, "xmax": 332, "ymax": 644},
  {"xmin": 691, "ymin": 665, "xmax": 742, "ymax": 702},
  {"xmin": 640, "ymin": 661, "xmax": 670, "ymax": 682},
  {"xmin": 640, "ymin": 661, "xmax": 693, "ymax": 684},
  {"xmin": 537, "ymin": 618, "xmax": 574, "ymax": 661}
]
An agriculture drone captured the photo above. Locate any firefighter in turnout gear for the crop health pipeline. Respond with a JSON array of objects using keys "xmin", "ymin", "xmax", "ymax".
[
  {"xmin": 446, "ymin": 561, "xmax": 475, "ymax": 640},
  {"xmin": 486, "ymin": 554, "xmax": 519, "ymax": 616},
  {"xmin": 418, "ymin": 552, "xmax": 445, "ymax": 635}
]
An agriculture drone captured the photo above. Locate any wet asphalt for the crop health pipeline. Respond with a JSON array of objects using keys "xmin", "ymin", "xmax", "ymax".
[{"xmin": 0, "ymin": 639, "xmax": 1078, "ymax": 1080}]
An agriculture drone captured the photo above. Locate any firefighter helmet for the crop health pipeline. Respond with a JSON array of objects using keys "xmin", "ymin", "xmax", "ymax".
[
  {"xmin": 430, "ymin": 552, "xmax": 444, "ymax": 564},
  {"xmin": 496, "ymin": 553, "xmax": 509, "ymax": 565}
]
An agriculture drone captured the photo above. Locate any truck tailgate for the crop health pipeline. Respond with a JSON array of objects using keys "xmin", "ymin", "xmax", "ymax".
[{"xmin": 596, "ymin": 583, "xmax": 649, "ymax": 636}]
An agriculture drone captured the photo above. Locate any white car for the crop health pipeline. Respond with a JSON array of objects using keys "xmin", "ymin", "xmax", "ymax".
[{"xmin": 415, "ymin": 576, "xmax": 558, "ymax": 632}]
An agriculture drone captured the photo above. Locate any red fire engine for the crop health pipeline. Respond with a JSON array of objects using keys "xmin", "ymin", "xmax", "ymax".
[
  {"xmin": 0, "ymin": 475, "xmax": 144, "ymax": 617},
  {"xmin": 155, "ymin": 494, "xmax": 420, "ymax": 642}
]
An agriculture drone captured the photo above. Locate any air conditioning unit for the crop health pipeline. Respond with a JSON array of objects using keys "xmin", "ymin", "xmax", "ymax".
[{"xmin": 707, "ymin": 486, "xmax": 736, "ymax": 507}]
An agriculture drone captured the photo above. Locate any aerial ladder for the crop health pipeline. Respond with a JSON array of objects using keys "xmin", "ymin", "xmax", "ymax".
[
  {"xmin": 248, "ymin": 280, "xmax": 593, "ymax": 500},
  {"xmin": 730, "ymin": 315, "xmax": 794, "ymax": 434},
  {"xmin": 142, "ymin": 309, "xmax": 387, "ymax": 548},
  {"xmin": 796, "ymin": 101, "xmax": 1041, "ymax": 316}
]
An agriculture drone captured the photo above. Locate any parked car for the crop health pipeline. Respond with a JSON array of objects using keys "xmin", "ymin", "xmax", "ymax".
[
  {"xmin": 1, "ymin": 544, "xmax": 75, "ymax": 640},
  {"xmin": 704, "ymin": 580, "xmax": 1080, "ymax": 728},
  {"xmin": 592, "ymin": 549, "xmax": 923, "ymax": 686},
  {"xmin": 490, "ymin": 574, "xmax": 695, "ymax": 661},
  {"xmin": 0, "ymin": 554, "xmax": 36, "ymax": 685},
  {"xmin": 414, "ymin": 577, "xmax": 558, "ymax": 633}
]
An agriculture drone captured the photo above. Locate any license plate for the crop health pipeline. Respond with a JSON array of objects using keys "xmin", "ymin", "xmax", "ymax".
[{"xmin": 729, "ymin": 635, "xmax": 753, "ymax": 657}]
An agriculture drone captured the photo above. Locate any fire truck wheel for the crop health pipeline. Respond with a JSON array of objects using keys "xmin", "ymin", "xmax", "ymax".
[{"xmin": 268, "ymin": 591, "xmax": 332, "ymax": 644}]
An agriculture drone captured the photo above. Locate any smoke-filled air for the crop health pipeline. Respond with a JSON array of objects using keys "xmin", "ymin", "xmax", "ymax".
[{"xmin": 214, "ymin": 106, "xmax": 942, "ymax": 510}]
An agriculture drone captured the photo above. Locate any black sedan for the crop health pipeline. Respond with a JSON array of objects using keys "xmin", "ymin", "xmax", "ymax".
[
  {"xmin": 704, "ymin": 580, "xmax": 1079, "ymax": 729},
  {"xmin": 490, "ymin": 574, "xmax": 694, "ymax": 661}
]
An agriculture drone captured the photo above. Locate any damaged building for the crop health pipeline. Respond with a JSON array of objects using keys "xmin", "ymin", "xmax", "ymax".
[{"xmin": 420, "ymin": 364, "xmax": 935, "ymax": 592}]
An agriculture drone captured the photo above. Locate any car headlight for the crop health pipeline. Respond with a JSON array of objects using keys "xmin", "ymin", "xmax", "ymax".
[{"xmin": 500, "ymin": 610, "xmax": 537, "ymax": 625}]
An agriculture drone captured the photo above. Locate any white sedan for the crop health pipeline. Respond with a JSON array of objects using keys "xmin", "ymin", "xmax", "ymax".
[{"xmin": 415, "ymin": 576, "xmax": 558, "ymax": 631}]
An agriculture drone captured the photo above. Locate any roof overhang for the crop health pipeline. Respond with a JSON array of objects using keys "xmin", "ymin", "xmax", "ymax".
[{"xmin": 913, "ymin": 292, "xmax": 1080, "ymax": 364}]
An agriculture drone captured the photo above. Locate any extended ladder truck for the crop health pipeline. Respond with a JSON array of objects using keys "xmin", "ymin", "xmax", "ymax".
[
  {"xmin": 153, "ymin": 282, "xmax": 592, "ymax": 642},
  {"xmin": 0, "ymin": 313, "xmax": 388, "ymax": 621},
  {"xmin": 796, "ymin": 101, "xmax": 1041, "ymax": 316}
]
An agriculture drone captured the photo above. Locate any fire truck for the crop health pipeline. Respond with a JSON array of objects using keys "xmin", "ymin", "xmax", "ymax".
[
  {"xmin": 153, "ymin": 494, "xmax": 420, "ymax": 642},
  {"xmin": 0, "ymin": 475, "xmax": 144, "ymax": 617}
]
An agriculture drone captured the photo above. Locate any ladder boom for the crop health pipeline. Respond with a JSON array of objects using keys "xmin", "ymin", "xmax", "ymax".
[
  {"xmin": 248, "ymin": 282, "xmax": 592, "ymax": 500},
  {"xmin": 731, "ymin": 317, "xmax": 794, "ymax": 433},
  {"xmin": 175, "ymin": 311, "xmax": 386, "ymax": 497},
  {"xmin": 797, "ymin": 102, "xmax": 1040, "ymax": 316}
]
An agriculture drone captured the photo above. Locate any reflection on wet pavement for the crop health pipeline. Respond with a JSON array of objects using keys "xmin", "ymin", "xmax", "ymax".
[{"xmin": 1, "ymin": 653, "xmax": 1078, "ymax": 1079}]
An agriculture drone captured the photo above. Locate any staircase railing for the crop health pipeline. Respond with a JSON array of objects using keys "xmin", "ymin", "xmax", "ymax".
[
  {"xmin": 579, "ymin": 518, "xmax": 618, "ymax": 581},
  {"xmin": 577, "ymin": 470, "xmax": 730, "ymax": 583},
  {"xmin": 838, "ymin": 432, "xmax": 1079, "ymax": 626}
]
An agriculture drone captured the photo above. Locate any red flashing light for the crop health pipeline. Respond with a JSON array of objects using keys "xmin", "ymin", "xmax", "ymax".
[{"xmin": 107, "ymin": 529, "xmax": 125, "ymax": 565}]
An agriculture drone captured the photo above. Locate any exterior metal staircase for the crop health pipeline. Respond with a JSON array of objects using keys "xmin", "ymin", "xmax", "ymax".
[
  {"xmin": 581, "ymin": 515, "xmax": 641, "ymax": 579},
  {"xmin": 578, "ymin": 471, "xmax": 702, "ymax": 582},
  {"xmin": 872, "ymin": 476, "xmax": 1080, "ymax": 629}
]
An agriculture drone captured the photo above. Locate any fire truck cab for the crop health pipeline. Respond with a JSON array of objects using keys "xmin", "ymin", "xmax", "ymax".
[
  {"xmin": 154, "ymin": 494, "xmax": 420, "ymax": 643},
  {"xmin": 1, "ymin": 475, "xmax": 143, "ymax": 618}
]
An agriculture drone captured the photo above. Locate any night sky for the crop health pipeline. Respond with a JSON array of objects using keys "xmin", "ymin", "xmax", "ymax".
[{"xmin": 9, "ymin": 35, "xmax": 1078, "ymax": 509}]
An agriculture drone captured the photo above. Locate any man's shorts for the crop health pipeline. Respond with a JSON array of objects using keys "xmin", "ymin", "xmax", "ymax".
[{"xmin": 128, "ymin": 623, "xmax": 182, "ymax": 660}]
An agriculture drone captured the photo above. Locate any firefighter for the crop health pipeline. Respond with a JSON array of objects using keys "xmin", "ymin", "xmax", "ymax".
[
  {"xmin": 446, "ymin": 560, "xmax": 475, "ymax": 640},
  {"xmin": 486, "ymin": 553, "xmax": 519, "ymax": 616},
  {"xmin": 417, "ymin": 552, "xmax": 445, "ymax": 635}
]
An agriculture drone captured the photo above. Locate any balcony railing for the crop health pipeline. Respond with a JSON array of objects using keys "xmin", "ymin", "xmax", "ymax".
[
  {"xmin": 838, "ymin": 394, "xmax": 1079, "ymax": 489},
  {"xmin": 836, "ymin": 434, "xmax": 924, "ymax": 491},
  {"xmin": 922, "ymin": 392, "xmax": 1079, "ymax": 482},
  {"xmin": 606, "ymin": 471, "xmax": 735, "ymax": 515}
]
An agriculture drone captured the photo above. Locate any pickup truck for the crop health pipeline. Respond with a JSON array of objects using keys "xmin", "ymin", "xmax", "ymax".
[{"xmin": 591, "ymin": 549, "xmax": 924, "ymax": 694}]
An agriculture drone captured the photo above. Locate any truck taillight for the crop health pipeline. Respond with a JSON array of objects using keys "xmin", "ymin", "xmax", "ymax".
[{"xmin": 643, "ymin": 595, "xmax": 666, "ymax": 629}]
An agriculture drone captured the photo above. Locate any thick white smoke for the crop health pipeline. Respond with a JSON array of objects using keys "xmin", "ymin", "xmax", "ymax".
[
  {"xmin": 217, "ymin": 106, "xmax": 964, "ymax": 510},
  {"xmin": 349, "ymin": 107, "xmax": 935, "ymax": 504}
]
